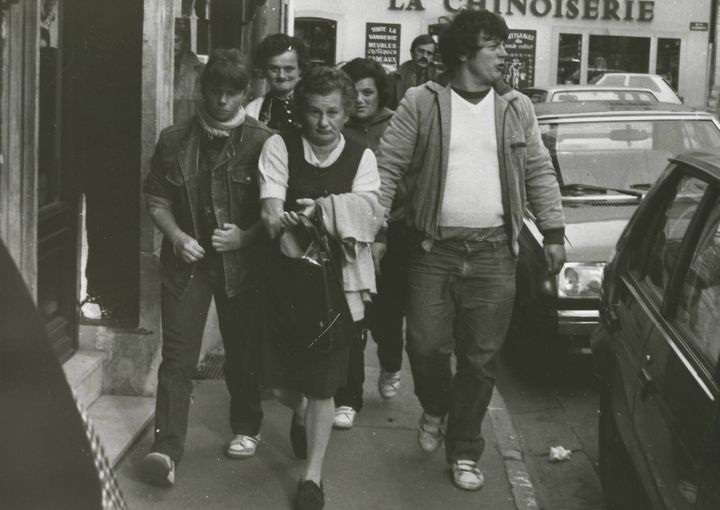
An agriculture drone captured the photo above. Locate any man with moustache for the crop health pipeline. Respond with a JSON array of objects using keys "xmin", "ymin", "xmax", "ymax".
[
  {"xmin": 375, "ymin": 10, "xmax": 565, "ymax": 491},
  {"xmin": 387, "ymin": 34, "xmax": 439, "ymax": 110}
]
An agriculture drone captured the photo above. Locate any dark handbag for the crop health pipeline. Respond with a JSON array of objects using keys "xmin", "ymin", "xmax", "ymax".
[{"xmin": 278, "ymin": 215, "xmax": 357, "ymax": 353}]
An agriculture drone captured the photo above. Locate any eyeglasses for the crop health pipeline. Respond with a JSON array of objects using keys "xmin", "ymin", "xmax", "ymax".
[{"xmin": 413, "ymin": 49, "xmax": 435, "ymax": 57}]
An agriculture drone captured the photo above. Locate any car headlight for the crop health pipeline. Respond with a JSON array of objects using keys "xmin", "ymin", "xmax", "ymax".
[{"xmin": 557, "ymin": 263, "xmax": 604, "ymax": 298}]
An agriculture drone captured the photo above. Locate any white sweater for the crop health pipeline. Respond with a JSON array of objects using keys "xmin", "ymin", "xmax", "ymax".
[{"xmin": 438, "ymin": 90, "xmax": 504, "ymax": 228}]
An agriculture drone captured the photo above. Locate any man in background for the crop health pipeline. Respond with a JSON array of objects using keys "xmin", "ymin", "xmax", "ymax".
[{"xmin": 387, "ymin": 34, "xmax": 439, "ymax": 110}]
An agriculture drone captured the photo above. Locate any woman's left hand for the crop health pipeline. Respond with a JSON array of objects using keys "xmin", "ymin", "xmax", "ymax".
[
  {"xmin": 279, "ymin": 198, "xmax": 316, "ymax": 228},
  {"xmin": 212, "ymin": 223, "xmax": 246, "ymax": 251}
]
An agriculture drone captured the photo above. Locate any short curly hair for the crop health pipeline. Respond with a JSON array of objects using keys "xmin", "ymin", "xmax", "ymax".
[
  {"xmin": 439, "ymin": 9, "xmax": 509, "ymax": 73},
  {"xmin": 340, "ymin": 58, "xmax": 390, "ymax": 109},
  {"xmin": 294, "ymin": 66, "xmax": 356, "ymax": 116},
  {"xmin": 253, "ymin": 33, "xmax": 310, "ymax": 73},
  {"xmin": 201, "ymin": 48, "xmax": 251, "ymax": 92}
]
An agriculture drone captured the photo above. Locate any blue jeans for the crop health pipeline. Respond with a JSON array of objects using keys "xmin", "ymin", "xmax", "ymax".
[{"xmin": 405, "ymin": 236, "xmax": 516, "ymax": 463}]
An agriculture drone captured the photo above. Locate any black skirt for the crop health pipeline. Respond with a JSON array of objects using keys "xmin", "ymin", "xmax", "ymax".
[{"xmin": 262, "ymin": 235, "xmax": 357, "ymax": 399}]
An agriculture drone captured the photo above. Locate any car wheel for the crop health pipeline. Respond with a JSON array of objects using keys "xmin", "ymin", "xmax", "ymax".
[{"xmin": 598, "ymin": 385, "xmax": 650, "ymax": 510}]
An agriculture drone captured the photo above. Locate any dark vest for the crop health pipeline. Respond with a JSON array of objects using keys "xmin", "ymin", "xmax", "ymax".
[{"xmin": 281, "ymin": 131, "xmax": 364, "ymax": 212}]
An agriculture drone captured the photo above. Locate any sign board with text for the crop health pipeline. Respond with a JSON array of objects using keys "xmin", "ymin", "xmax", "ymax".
[
  {"xmin": 690, "ymin": 22, "xmax": 709, "ymax": 31},
  {"xmin": 366, "ymin": 22, "xmax": 401, "ymax": 69},
  {"xmin": 503, "ymin": 29, "xmax": 537, "ymax": 89}
]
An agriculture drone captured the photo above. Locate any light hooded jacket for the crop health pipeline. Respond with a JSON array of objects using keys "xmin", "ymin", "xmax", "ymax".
[{"xmin": 376, "ymin": 80, "xmax": 565, "ymax": 255}]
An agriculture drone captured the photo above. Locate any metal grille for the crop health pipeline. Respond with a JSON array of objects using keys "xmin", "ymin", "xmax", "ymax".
[{"xmin": 193, "ymin": 352, "xmax": 225, "ymax": 380}]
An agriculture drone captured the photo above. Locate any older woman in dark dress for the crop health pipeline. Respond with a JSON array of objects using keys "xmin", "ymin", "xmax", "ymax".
[{"xmin": 259, "ymin": 67, "xmax": 382, "ymax": 510}]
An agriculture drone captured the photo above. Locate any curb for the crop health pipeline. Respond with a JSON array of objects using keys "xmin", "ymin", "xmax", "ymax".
[{"xmin": 489, "ymin": 388, "xmax": 539, "ymax": 510}]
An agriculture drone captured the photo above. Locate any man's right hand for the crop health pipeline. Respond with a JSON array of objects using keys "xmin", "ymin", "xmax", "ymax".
[
  {"xmin": 173, "ymin": 233, "xmax": 205, "ymax": 263},
  {"xmin": 371, "ymin": 242, "xmax": 387, "ymax": 276}
]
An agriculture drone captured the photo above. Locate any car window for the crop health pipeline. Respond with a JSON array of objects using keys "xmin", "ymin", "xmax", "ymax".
[
  {"xmin": 598, "ymin": 75, "xmax": 625, "ymax": 86},
  {"xmin": 674, "ymin": 196, "xmax": 720, "ymax": 364},
  {"xmin": 540, "ymin": 119, "xmax": 720, "ymax": 192},
  {"xmin": 631, "ymin": 175, "xmax": 708, "ymax": 301},
  {"xmin": 628, "ymin": 76, "xmax": 661, "ymax": 92}
]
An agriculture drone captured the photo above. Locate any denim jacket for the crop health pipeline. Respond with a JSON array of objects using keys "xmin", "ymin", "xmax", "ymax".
[{"xmin": 144, "ymin": 116, "xmax": 273, "ymax": 298}]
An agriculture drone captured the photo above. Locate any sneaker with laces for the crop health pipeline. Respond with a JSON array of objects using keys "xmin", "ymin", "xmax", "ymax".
[
  {"xmin": 452, "ymin": 460, "xmax": 484, "ymax": 490},
  {"xmin": 378, "ymin": 369, "xmax": 401, "ymax": 399},
  {"xmin": 141, "ymin": 452, "xmax": 175, "ymax": 487},
  {"xmin": 333, "ymin": 406, "xmax": 357, "ymax": 430},
  {"xmin": 417, "ymin": 412, "xmax": 445, "ymax": 453},
  {"xmin": 226, "ymin": 434, "xmax": 260, "ymax": 459}
]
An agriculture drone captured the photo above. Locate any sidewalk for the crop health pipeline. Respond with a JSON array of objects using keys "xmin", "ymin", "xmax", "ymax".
[{"xmin": 115, "ymin": 343, "xmax": 536, "ymax": 510}]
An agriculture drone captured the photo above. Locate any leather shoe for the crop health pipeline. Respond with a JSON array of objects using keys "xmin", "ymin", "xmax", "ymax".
[
  {"xmin": 290, "ymin": 414, "xmax": 307, "ymax": 459},
  {"xmin": 295, "ymin": 480, "xmax": 324, "ymax": 510}
]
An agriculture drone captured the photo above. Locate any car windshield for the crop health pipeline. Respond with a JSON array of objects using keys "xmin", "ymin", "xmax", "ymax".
[{"xmin": 540, "ymin": 118, "xmax": 720, "ymax": 194}]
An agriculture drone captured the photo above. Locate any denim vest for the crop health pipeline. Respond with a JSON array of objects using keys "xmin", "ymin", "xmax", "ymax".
[{"xmin": 145, "ymin": 116, "xmax": 273, "ymax": 298}]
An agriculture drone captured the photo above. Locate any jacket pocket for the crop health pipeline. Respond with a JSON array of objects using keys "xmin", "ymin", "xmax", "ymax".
[{"xmin": 229, "ymin": 164, "xmax": 260, "ymax": 228}]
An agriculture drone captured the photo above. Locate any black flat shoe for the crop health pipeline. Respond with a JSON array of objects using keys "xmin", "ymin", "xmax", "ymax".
[
  {"xmin": 290, "ymin": 414, "xmax": 307, "ymax": 459},
  {"xmin": 295, "ymin": 480, "xmax": 324, "ymax": 510}
]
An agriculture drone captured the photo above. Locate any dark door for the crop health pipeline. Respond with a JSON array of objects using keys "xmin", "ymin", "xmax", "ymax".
[
  {"xmin": 37, "ymin": 0, "xmax": 78, "ymax": 361},
  {"xmin": 627, "ymin": 170, "xmax": 719, "ymax": 508},
  {"xmin": 295, "ymin": 18, "xmax": 337, "ymax": 67}
]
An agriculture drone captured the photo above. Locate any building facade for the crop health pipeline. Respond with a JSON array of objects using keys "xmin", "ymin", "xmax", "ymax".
[{"xmin": 291, "ymin": 0, "xmax": 715, "ymax": 109}]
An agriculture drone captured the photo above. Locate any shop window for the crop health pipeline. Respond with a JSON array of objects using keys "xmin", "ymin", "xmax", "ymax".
[
  {"xmin": 657, "ymin": 38, "xmax": 680, "ymax": 92},
  {"xmin": 557, "ymin": 33, "xmax": 581, "ymax": 84},
  {"xmin": 295, "ymin": 18, "xmax": 336, "ymax": 67},
  {"xmin": 587, "ymin": 35, "xmax": 649, "ymax": 83}
]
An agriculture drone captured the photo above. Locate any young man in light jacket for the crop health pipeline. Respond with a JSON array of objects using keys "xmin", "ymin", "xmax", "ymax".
[{"xmin": 374, "ymin": 9, "xmax": 566, "ymax": 491}]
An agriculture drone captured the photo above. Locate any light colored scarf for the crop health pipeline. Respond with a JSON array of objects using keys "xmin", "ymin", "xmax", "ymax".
[{"xmin": 197, "ymin": 104, "xmax": 246, "ymax": 138}]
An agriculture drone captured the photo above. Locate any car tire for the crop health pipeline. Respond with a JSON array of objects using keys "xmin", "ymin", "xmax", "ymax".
[{"xmin": 598, "ymin": 385, "xmax": 650, "ymax": 510}]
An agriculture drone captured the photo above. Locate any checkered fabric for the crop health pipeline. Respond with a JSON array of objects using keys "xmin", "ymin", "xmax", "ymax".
[{"xmin": 74, "ymin": 395, "xmax": 128, "ymax": 510}]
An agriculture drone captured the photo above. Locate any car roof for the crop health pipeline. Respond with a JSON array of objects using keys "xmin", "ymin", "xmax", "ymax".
[
  {"xmin": 534, "ymin": 100, "xmax": 707, "ymax": 119},
  {"xmin": 672, "ymin": 150, "xmax": 720, "ymax": 180},
  {"xmin": 525, "ymin": 84, "xmax": 657, "ymax": 94}
]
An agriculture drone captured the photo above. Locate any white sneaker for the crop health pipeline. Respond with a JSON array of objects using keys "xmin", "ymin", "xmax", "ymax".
[
  {"xmin": 452, "ymin": 460, "xmax": 484, "ymax": 490},
  {"xmin": 378, "ymin": 369, "xmax": 401, "ymax": 399},
  {"xmin": 141, "ymin": 452, "xmax": 175, "ymax": 487},
  {"xmin": 333, "ymin": 406, "xmax": 357, "ymax": 429},
  {"xmin": 226, "ymin": 434, "xmax": 260, "ymax": 459},
  {"xmin": 417, "ymin": 413, "xmax": 445, "ymax": 453}
]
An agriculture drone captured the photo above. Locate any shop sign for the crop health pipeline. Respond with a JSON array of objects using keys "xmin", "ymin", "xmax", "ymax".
[
  {"xmin": 503, "ymin": 29, "xmax": 536, "ymax": 89},
  {"xmin": 690, "ymin": 22, "xmax": 708, "ymax": 31},
  {"xmin": 366, "ymin": 23, "xmax": 402, "ymax": 68},
  {"xmin": 389, "ymin": 0, "xmax": 655, "ymax": 22}
]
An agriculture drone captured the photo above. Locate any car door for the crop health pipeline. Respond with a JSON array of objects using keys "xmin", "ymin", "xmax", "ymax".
[{"xmin": 628, "ymin": 170, "xmax": 719, "ymax": 509}]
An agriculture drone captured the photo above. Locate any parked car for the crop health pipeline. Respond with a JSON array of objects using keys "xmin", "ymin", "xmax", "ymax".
[
  {"xmin": 591, "ymin": 150, "xmax": 720, "ymax": 509},
  {"xmin": 591, "ymin": 72, "xmax": 682, "ymax": 104},
  {"xmin": 521, "ymin": 84, "xmax": 659, "ymax": 104},
  {"xmin": 503, "ymin": 101, "xmax": 720, "ymax": 371}
]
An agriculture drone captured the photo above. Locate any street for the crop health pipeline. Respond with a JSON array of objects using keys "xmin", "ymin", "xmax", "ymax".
[{"xmin": 497, "ymin": 349, "xmax": 605, "ymax": 510}]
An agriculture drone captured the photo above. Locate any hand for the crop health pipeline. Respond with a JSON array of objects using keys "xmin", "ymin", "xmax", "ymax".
[
  {"xmin": 279, "ymin": 198, "xmax": 317, "ymax": 228},
  {"xmin": 544, "ymin": 244, "xmax": 566, "ymax": 275},
  {"xmin": 371, "ymin": 242, "xmax": 387, "ymax": 276},
  {"xmin": 212, "ymin": 223, "xmax": 245, "ymax": 252},
  {"xmin": 173, "ymin": 233, "xmax": 205, "ymax": 263}
]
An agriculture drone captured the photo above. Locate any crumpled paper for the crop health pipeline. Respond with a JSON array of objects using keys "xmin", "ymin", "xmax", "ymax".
[{"xmin": 548, "ymin": 445, "xmax": 572, "ymax": 462}]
